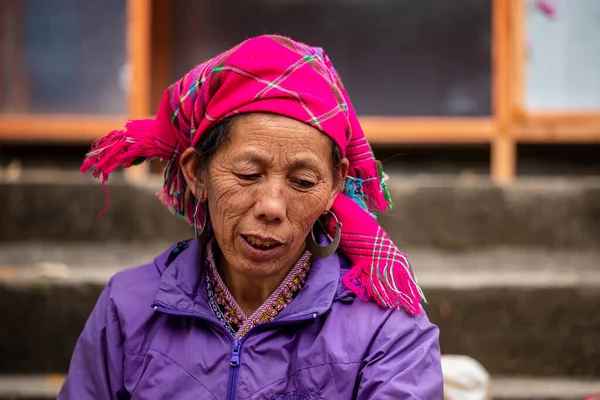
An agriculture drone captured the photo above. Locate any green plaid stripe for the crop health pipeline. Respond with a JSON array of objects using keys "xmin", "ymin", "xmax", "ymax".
[
  {"xmin": 171, "ymin": 51, "xmax": 232, "ymax": 123},
  {"xmin": 216, "ymin": 65, "xmax": 323, "ymax": 130},
  {"xmin": 254, "ymin": 56, "xmax": 315, "ymax": 100},
  {"xmin": 307, "ymin": 104, "xmax": 347, "ymax": 126}
]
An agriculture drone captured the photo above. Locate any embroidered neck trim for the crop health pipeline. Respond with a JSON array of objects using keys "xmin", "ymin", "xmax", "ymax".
[{"xmin": 205, "ymin": 238, "xmax": 312, "ymax": 339}]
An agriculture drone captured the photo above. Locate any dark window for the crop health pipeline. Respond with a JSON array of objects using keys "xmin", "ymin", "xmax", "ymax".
[
  {"xmin": 1, "ymin": 0, "xmax": 127, "ymax": 114},
  {"xmin": 171, "ymin": 0, "xmax": 492, "ymax": 117}
]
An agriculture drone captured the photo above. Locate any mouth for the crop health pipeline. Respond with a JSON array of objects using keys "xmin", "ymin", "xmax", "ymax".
[{"xmin": 241, "ymin": 234, "xmax": 283, "ymax": 251}]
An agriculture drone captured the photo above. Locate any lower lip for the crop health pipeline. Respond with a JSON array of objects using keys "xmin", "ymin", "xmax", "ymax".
[{"xmin": 240, "ymin": 236, "xmax": 284, "ymax": 260}]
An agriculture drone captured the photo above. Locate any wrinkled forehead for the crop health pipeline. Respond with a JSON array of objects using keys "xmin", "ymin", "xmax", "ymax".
[{"xmin": 228, "ymin": 113, "xmax": 333, "ymax": 154}]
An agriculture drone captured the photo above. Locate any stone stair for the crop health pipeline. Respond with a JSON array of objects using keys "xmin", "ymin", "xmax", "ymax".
[
  {"xmin": 0, "ymin": 174, "xmax": 599, "ymax": 399},
  {"xmin": 0, "ymin": 375, "xmax": 599, "ymax": 400}
]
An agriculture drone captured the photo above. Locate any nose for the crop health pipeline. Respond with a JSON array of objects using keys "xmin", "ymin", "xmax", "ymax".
[{"xmin": 253, "ymin": 182, "xmax": 286, "ymax": 223}]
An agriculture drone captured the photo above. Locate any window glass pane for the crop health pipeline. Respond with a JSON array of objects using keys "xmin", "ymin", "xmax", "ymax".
[
  {"xmin": 525, "ymin": 0, "xmax": 600, "ymax": 112},
  {"xmin": 1, "ymin": 0, "xmax": 127, "ymax": 114},
  {"xmin": 171, "ymin": 0, "xmax": 492, "ymax": 117}
]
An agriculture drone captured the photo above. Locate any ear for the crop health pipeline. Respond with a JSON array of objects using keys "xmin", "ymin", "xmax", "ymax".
[
  {"xmin": 326, "ymin": 158, "xmax": 349, "ymax": 210},
  {"xmin": 180, "ymin": 147, "xmax": 207, "ymax": 201}
]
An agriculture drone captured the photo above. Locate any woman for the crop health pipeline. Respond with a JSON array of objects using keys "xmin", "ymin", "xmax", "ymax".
[{"xmin": 59, "ymin": 35, "xmax": 442, "ymax": 399}]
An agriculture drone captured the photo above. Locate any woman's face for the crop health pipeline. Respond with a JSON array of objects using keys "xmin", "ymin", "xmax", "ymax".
[{"xmin": 186, "ymin": 113, "xmax": 347, "ymax": 279}]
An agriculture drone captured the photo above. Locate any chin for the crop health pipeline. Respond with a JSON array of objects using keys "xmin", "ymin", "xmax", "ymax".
[{"xmin": 233, "ymin": 259, "xmax": 284, "ymax": 280}]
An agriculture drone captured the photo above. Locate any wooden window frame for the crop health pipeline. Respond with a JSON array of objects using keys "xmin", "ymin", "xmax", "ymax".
[
  {"xmin": 0, "ymin": 0, "xmax": 152, "ymax": 143},
  {"xmin": 507, "ymin": 0, "xmax": 600, "ymax": 143},
  {"xmin": 359, "ymin": 117, "xmax": 495, "ymax": 144},
  {"xmin": 0, "ymin": 0, "xmax": 512, "ymax": 181},
  {"xmin": 4, "ymin": 0, "xmax": 596, "ymax": 182}
]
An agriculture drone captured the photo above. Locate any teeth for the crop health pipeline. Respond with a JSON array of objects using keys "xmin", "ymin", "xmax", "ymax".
[{"xmin": 246, "ymin": 236, "xmax": 276, "ymax": 249}]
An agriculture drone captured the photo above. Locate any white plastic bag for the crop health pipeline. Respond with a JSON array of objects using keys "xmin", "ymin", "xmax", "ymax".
[{"xmin": 442, "ymin": 355, "xmax": 491, "ymax": 400}]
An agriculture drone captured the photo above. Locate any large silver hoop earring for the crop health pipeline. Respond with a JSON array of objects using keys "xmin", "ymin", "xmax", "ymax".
[
  {"xmin": 306, "ymin": 209, "xmax": 342, "ymax": 259},
  {"xmin": 193, "ymin": 199, "xmax": 208, "ymax": 244}
]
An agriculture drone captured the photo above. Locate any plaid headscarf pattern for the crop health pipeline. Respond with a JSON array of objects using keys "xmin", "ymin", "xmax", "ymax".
[{"xmin": 81, "ymin": 35, "xmax": 425, "ymax": 315}]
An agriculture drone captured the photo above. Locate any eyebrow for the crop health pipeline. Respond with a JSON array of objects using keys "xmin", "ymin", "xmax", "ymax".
[
  {"xmin": 289, "ymin": 157, "xmax": 322, "ymax": 172},
  {"xmin": 232, "ymin": 150, "xmax": 323, "ymax": 171},
  {"xmin": 231, "ymin": 151, "xmax": 272, "ymax": 166}
]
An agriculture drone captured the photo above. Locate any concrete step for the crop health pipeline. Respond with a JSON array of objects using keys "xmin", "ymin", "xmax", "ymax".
[
  {"xmin": 0, "ymin": 375, "xmax": 62, "ymax": 400},
  {"xmin": 1, "ymin": 176, "xmax": 599, "ymax": 248},
  {"xmin": 0, "ymin": 244, "xmax": 598, "ymax": 376},
  {"xmin": 0, "ymin": 375, "xmax": 599, "ymax": 400},
  {"xmin": 491, "ymin": 377, "xmax": 600, "ymax": 400}
]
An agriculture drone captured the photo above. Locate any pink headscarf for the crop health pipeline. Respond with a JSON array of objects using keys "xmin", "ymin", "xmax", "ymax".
[{"xmin": 81, "ymin": 35, "xmax": 425, "ymax": 315}]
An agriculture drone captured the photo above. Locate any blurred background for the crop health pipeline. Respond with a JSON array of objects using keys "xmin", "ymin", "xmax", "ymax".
[{"xmin": 0, "ymin": 0, "xmax": 599, "ymax": 399}]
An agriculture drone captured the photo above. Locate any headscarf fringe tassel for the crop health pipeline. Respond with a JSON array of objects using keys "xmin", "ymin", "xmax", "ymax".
[
  {"xmin": 342, "ymin": 258, "xmax": 426, "ymax": 315},
  {"xmin": 80, "ymin": 119, "xmax": 161, "ymax": 216}
]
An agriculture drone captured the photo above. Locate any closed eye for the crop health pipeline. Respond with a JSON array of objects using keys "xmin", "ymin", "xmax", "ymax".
[
  {"xmin": 293, "ymin": 179, "xmax": 317, "ymax": 189},
  {"xmin": 236, "ymin": 173, "xmax": 261, "ymax": 181}
]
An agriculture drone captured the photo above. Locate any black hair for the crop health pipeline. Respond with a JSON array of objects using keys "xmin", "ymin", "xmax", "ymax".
[{"xmin": 193, "ymin": 118, "xmax": 234, "ymax": 174}]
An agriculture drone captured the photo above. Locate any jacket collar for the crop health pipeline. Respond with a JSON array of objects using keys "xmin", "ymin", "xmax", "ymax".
[{"xmin": 153, "ymin": 234, "xmax": 344, "ymax": 322}]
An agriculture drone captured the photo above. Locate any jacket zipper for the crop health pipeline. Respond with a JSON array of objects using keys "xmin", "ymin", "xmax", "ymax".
[
  {"xmin": 227, "ymin": 339, "xmax": 242, "ymax": 400},
  {"xmin": 152, "ymin": 303, "xmax": 320, "ymax": 399},
  {"xmin": 153, "ymin": 303, "xmax": 244, "ymax": 399},
  {"xmin": 222, "ymin": 312, "xmax": 320, "ymax": 399}
]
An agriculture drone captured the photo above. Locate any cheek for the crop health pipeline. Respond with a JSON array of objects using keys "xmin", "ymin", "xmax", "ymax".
[
  {"xmin": 287, "ymin": 188, "xmax": 332, "ymax": 237},
  {"xmin": 206, "ymin": 175, "xmax": 249, "ymax": 232}
]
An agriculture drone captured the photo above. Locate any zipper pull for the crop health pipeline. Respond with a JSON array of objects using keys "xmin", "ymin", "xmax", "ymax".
[
  {"xmin": 166, "ymin": 241, "xmax": 189, "ymax": 266},
  {"xmin": 230, "ymin": 340, "xmax": 241, "ymax": 366},
  {"xmin": 173, "ymin": 241, "xmax": 188, "ymax": 254}
]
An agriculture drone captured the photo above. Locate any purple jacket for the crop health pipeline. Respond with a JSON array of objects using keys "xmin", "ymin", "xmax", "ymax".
[{"xmin": 59, "ymin": 239, "xmax": 443, "ymax": 399}]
